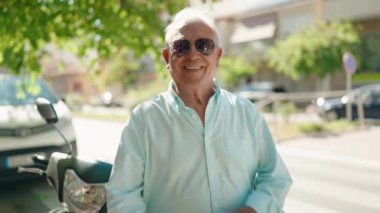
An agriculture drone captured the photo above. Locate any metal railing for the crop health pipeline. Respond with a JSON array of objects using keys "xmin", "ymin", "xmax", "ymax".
[
  {"xmin": 252, "ymin": 90, "xmax": 367, "ymax": 128},
  {"xmin": 254, "ymin": 90, "xmax": 347, "ymax": 109}
]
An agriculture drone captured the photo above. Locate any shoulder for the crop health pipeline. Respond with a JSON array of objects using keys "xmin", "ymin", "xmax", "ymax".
[
  {"xmin": 219, "ymin": 90, "xmax": 263, "ymax": 127},
  {"xmin": 131, "ymin": 92, "xmax": 169, "ymax": 116},
  {"xmin": 220, "ymin": 89, "xmax": 257, "ymax": 109},
  {"xmin": 123, "ymin": 92, "xmax": 168, "ymax": 129},
  {"xmin": 219, "ymin": 89, "xmax": 263, "ymax": 121}
]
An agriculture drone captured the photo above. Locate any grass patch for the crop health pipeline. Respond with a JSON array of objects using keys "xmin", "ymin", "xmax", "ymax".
[
  {"xmin": 298, "ymin": 120, "xmax": 355, "ymax": 134},
  {"xmin": 271, "ymin": 120, "xmax": 357, "ymax": 141},
  {"xmin": 298, "ymin": 123, "xmax": 325, "ymax": 133},
  {"xmin": 353, "ymin": 72, "xmax": 380, "ymax": 84},
  {"xmin": 324, "ymin": 119, "xmax": 357, "ymax": 132}
]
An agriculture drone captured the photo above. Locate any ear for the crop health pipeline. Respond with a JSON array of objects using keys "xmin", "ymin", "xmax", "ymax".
[
  {"xmin": 216, "ymin": 47, "xmax": 222, "ymax": 59},
  {"xmin": 162, "ymin": 48, "xmax": 169, "ymax": 64},
  {"xmin": 216, "ymin": 47, "xmax": 223, "ymax": 65}
]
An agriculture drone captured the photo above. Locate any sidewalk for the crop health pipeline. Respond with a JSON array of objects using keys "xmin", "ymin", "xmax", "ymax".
[{"xmin": 278, "ymin": 125, "xmax": 380, "ymax": 161}]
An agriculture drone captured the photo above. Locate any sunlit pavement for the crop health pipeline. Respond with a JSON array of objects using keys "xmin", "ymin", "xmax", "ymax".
[
  {"xmin": 278, "ymin": 126, "xmax": 380, "ymax": 213},
  {"xmin": 73, "ymin": 117, "xmax": 125, "ymax": 163}
]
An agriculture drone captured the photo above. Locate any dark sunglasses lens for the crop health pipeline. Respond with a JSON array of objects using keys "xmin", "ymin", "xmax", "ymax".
[
  {"xmin": 195, "ymin": 39, "xmax": 215, "ymax": 55},
  {"xmin": 172, "ymin": 40, "xmax": 190, "ymax": 56}
]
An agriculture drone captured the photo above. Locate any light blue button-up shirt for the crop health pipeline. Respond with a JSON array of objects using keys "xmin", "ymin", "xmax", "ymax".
[{"xmin": 107, "ymin": 81, "xmax": 292, "ymax": 213}]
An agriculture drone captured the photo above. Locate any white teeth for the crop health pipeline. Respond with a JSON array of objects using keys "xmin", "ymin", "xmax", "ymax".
[{"xmin": 184, "ymin": 66, "xmax": 203, "ymax": 70}]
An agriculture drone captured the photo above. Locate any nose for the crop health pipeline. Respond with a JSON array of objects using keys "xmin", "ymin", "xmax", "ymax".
[{"xmin": 187, "ymin": 45, "xmax": 201, "ymax": 60}]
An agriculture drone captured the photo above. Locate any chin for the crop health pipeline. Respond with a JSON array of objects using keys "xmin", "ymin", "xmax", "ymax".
[{"xmin": 187, "ymin": 78, "xmax": 213, "ymax": 86}]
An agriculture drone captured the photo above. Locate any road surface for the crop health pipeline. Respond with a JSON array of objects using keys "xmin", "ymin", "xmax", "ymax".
[{"xmin": 280, "ymin": 126, "xmax": 380, "ymax": 213}]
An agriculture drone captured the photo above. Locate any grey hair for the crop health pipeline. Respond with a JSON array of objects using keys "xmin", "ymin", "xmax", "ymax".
[{"xmin": 164, "ymin": 7, "xmax": 220, "ymax": 47}]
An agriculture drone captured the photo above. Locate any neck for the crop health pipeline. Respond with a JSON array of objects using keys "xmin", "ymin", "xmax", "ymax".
[
  {"xmin": 174, "ymin": 82, "xmax": 215, "ymax": 125},
  {"xmin": 174, "ymin": 83, "xmax": 215, "ymax": 106}
]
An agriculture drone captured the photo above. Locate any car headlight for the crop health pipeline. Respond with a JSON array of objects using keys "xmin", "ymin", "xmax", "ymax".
[
  {"xmin": 63, "ymin": 169, "xmax": 106, "ymax": 213},
  {"xmin": 316, "ymin": 97, "xmax": 325, "ymax": 106},
  {"xmin": 341, "ymin": 96, "xmax": 349, "ymax": 104}
]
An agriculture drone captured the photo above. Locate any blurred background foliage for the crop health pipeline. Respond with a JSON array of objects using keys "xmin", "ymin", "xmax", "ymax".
[
  {"xmin": 360, "ymin": 33, "xmax": 380, "ymax": 72},
  {"xmin": 218, "ymin": 55, "xmax": 260, "ymax": 88},
  {"xmin": 265, "ymin": 21, "xmax": 361, "ymax": 80},
  {"xmin": 124, "ymin": 77, "xmax": 170, "ymax": 109},
  {"xmin": 99, "ymin": 48, "xmax": 140, "ymax": 91},
  {"xmin": 0, "ymin": 0, "xmax": 188, "ymax": 76}
]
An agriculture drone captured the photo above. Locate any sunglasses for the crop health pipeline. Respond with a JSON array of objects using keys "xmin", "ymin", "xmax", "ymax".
[{"xmin": 170, "ymin": 38, "xmax": 216, "ymax": 57}]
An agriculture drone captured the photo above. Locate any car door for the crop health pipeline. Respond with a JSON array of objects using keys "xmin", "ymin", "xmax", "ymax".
[{"xmin": 363, "ymin": 86, "xmax": 380, "ymax": 119}]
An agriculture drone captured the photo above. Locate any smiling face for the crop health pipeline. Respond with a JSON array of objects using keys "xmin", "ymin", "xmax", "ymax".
[{"xmin": 162, "ymin": 20, "xmax": 222, "ymax": 90}]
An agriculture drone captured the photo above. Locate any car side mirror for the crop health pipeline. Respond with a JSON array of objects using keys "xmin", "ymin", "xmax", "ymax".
[{"xmin": 36, "ymin": 97, "xmax": 58, "ymax": 124}]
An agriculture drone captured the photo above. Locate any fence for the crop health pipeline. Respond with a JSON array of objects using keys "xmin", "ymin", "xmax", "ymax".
[{"xmin": 253, "ymin": 90, "xmax": 366, "ymax": 128}]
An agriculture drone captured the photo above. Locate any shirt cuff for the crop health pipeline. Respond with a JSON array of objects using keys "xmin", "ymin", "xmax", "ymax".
[{"xmin": 245, "ymin": 191, "xmax": 284, "ymax": 213}]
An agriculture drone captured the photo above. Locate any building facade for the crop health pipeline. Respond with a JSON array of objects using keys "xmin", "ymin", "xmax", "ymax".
[{"xmin": 192, "ymin": 0, "xmax": 380, "ymax": 91}]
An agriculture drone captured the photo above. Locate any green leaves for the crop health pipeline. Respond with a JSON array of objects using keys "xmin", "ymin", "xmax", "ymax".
[
  {"xmin": 218, "ymin": 56, "xmax": 259, "ymax": 88},
  {"xmin": 0, "ymin": 0, "xmax": 187, "ymax": 75},
  {"xmin": 101, "ymin": 48, "xmax": 140, "ymax": 90},
  {"xmin": 266, "ymin": 21, "xmax": 361, "ymax": 80}
]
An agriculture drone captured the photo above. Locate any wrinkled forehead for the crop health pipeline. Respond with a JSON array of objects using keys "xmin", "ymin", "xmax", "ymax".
[{"xmin": 166, "ymin": 19, "xmax": 218, "ymax": 45}]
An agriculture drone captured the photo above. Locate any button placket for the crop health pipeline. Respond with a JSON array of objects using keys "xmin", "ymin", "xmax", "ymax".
[{"xmin": 204, "ymin": 134, "xmax": 222, "ymax": 212}]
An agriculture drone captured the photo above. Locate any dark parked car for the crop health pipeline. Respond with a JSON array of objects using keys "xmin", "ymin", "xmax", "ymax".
[
  {"xmin": 0, "ymin": 73, "xmax": 77, "ymax": 182},
  {"xmin": 236, "ymin": 81, "xmax": 286, "ymax": 103},
  {"xmin": 316, "ymin": 84, "xmax": 380, "ymax": 121}
]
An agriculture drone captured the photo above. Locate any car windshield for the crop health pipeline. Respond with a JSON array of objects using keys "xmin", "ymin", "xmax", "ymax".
[
  {"xmin": 348, "ymin": 85, "xmax": 373, "ymax": 100},
  {"xmin": 0, "ymin": 75, "xmax": 58, "ymax": 106}
]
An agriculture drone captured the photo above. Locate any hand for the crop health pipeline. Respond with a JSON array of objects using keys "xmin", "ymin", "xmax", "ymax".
[{"xmin": 233, "ymin": 206, "xmax": 257, "ymax": 213}]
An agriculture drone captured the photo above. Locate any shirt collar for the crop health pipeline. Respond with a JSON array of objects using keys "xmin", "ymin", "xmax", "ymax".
[{"xmin": 167, "ymin": 79, "xmax": 221, "ymax": 110}]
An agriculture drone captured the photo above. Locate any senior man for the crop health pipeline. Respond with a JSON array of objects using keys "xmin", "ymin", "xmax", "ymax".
[{"xmin": 107, "ymin": 7, "xmax": 292, "ymax": 213}]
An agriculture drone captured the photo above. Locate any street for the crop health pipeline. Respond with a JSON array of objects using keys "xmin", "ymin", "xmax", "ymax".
[
  {"xmin": 280, "ymin": 126, "xmax": 380, "ymax": 213},
  {"xmin": 73, "ymin": 117, "xmax": 124, "ymax": 163},
  {"xmin": 0, "ymin": 117, "xmax": 379, "ymax": 212}
]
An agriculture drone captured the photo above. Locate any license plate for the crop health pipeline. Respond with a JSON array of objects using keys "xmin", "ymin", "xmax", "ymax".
[{"xmin": 6, "ymin": 153, "xmax": 40, "ymax": 168}]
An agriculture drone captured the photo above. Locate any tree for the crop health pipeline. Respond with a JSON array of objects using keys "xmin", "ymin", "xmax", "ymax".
[
  {"xmin": 218, "ymin": 55, "xmax": 259, "ymax": 88},
  {"xmin": 100, "ymin": 48, "xmax": 140, "ymax": 91},
  {"xmin": 265, "ymin": 21, "xmax": 361, "ymax": 80},
  {"xmin": 0, "ymin": 0, "xmax": 187, "ymax": 75}
]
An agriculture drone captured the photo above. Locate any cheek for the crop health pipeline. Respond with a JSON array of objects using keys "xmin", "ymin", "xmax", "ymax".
[{"xmin": 170, "ymin": 57, "xmax": 183, "ymax": 68}]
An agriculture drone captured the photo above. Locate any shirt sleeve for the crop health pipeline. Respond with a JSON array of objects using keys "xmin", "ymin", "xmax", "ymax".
[
  {"xmin": 245, "ymin": 116, "xmax": 293, "ymax": 213},
  {"xmin": 107, "ymin": 110, "xmax": 147, "ymax": 213}
]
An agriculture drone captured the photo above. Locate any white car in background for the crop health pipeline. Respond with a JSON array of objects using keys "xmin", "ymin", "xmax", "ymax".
[{"xmin": 0, "ymin": 73, "xmax": 77, "ymax": 182}]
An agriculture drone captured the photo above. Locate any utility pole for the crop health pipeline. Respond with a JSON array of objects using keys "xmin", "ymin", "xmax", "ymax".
[{"xmin": 315, "ymin": 0, "xmax": 324, "ymax": 23}]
